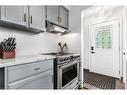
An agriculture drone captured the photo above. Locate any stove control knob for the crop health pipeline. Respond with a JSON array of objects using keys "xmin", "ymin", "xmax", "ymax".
[
  {"xmin": 70, "ymin": 56, "xmax": 73, "ymax": 59},
  {"xmin": 62, "ymin": 58, "xmax": 64, "ymax": 61},
  {"xmin": 60, "ymin": 59, "xmax": 62, "ymax": 61}
]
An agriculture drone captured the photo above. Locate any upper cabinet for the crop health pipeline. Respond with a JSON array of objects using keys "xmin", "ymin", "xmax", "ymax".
[
  {"xmin": 0, "ymin": 6, "xmax": 45, "ymax": 33},
  {"xmin": 29, "ymin": 6, "xmax": 45, "ymax": 31},
  {"xmin": 46, "ymin": 6, "xmax": 69, "ymax": 29},
  {"xmin": 46, "ymin": 6, "xmax": 59, "ymax": 25},
  {"xmin": 0, "ymin": 6, "xmax": 69, "ymax": 33},
  {"xmin": 0, "ymin": 6, "xmax": 27, "ymax": 26},
  {"xmin": 59, "ymin": 6, "xmax": 68, "ymax": 29}
]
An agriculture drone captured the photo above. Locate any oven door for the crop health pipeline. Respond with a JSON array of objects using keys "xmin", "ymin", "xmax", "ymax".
[{"xmin": 57, "ymin": 59, "xmax": 79, "ymax": 89}]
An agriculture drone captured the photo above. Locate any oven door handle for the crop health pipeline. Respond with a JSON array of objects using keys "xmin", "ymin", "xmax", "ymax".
[{"xmin": 59, "ymin": 60, "xmax": 79, "ymax": 69}]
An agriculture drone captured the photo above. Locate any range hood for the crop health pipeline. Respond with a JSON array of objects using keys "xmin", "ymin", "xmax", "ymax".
[{"xmin": 46, "ymin": 21, "xmax": 70, "ymax": 34}]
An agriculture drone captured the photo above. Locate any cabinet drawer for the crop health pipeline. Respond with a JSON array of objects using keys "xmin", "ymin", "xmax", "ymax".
[
  {"xmin": 8, "ymin": 70, "xmax": 53, "ymax": 89},
  {"xmin": 7, "ymin": 59, "xmax": 53, "ymax": 83}
]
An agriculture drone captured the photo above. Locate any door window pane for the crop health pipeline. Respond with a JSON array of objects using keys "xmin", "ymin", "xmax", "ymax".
[{"xmin": 95, "ymin": 25, "xmax": 112, "ymax": 49}]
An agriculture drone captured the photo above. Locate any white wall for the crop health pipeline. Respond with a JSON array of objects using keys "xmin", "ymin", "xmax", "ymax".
[
  {"xmin": 0, "ymin": 6, "xmax": 90, "ymax": 57},
  {"xmin": 0, "ymin": 26, "xmax": 59, "ymax": 56},
  {"xmin": 82, "ymin": 6, "xmax": 123, "ymax": 75},
  {"xmin": 58, "ymin": 6, "xmax": 90, "ymax": 53}
]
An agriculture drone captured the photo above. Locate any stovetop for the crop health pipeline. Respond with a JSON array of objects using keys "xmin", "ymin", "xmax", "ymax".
[
  {"xmin": 41, "ymin": 52, "xmax": 80, "ymax": 63},
  {"xmin": 41, "ymin": 52, "xmax": 75, "ymax": 56}
]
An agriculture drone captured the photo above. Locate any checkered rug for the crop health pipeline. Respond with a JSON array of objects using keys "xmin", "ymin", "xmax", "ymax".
[{"xmin": 84, "ymin": 69, "xmax": 116, "ymax": 89}]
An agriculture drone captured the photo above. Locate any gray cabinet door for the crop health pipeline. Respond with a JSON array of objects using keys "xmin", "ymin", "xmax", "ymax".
[
  {"xmin": 20, "ymin": 74, "xmax": 53, "ymax": 89},
  {"xmin": 8, "ymin": 70, "xmax": 53, "ymax": 89},
  {"xmin": 29, "ymin": 6, "xmax": 45, "ymax": 31},
  {"xmin": 0, "ymin": 6, "xmax": 27, "ymax": 26},
  {"xmin": 7, "ymin": 59, "xmax": 53, "ymax": 83},
  {"xmin": 59, "ymin": 6, "xmax": 68, "ymax": 28},
  {"xmin": 46, "ymin": 6, "xmax": 59, "ymax": 24}
]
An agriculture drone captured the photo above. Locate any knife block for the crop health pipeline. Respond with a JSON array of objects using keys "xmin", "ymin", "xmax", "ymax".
[{"xmin": 0, "ymin": 51, "xmax": 15, "ymax": 59}]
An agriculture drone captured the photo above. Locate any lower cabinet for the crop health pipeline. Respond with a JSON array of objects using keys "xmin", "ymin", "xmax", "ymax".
[
  {"xmin": 5, "ymin": 59, "xmax": 54, "ymax": 89},
  {"xmin": 8, "ymin": 70, "xmax": 53, "ymax": 89},
  {"xmin": 20, "ymin": 73, "xmax": 53, "ymax": 89},
  {"xmin": 0, "ymin": 68, "xmax": 4, "ymax": 89}
]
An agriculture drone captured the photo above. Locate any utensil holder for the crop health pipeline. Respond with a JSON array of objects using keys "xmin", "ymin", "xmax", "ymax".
[{"xmin": 0, "ymin": 51, "xmax": 15, "ymax": 59}]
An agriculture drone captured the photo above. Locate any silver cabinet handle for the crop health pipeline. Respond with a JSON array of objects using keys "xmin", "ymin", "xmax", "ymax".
[
  {"xmin": 34, "ymin": 68, "xmax": 40, "ymax": 70},
  {"xmin": 59, "ymin": 17, "xmax": 62, "ymax": 23},
  {"xmin": 30, "ymin": 16, "xmax": 32, "ymax": 24},
  {"xmin": 24, "ymin": 13, "xmax": 26, "ymax": 22},
  {"xmin": 58, "ymin": 16, "xmax": 60, "ymax": 22},
  {"xmin": 58, "ymin": 16, "xmax": 62, "ymax": 23}
]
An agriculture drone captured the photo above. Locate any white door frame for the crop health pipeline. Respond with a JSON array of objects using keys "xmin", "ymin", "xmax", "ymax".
[
  {"xmin": 122, "ymin": 6, "xmax": 127, "ymax": 89},
  {"xmin": 81, "ymin": 6, "xmax": 126, "ymax": 89},
  {"xmin": 89, "ymin": 18, "xmax": 122, "ymax": 79}
]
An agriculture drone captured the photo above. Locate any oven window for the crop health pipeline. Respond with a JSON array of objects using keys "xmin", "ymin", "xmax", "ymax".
[{"xmin": 62, "ymin": 63, "xmax": 77, "ymax": 87}]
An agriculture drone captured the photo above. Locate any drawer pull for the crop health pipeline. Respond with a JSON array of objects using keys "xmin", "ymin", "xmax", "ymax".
[{"xmin": 34, "ymin": 68, "xmax": 40, "ymax": 70}]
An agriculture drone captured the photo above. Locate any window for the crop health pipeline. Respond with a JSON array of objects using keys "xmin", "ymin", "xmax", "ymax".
[{"xmin": 96, "ymin": 25, "xmax": 112, "ymax": 49}]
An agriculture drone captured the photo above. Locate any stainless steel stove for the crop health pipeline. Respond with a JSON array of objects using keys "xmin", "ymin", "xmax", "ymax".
[
  {"xmin": 54, "ymin": 53, "xmax": 80, "ymax": 89},
  {"xmin": 42, "ymin": 52, "xmax": 80, "ymax": 89}
]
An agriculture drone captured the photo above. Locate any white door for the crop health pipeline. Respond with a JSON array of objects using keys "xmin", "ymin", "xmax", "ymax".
[
  {"xmin": 90, "ymin": 19, "xmax": 120, "ymax": 78},
  {"xmin": 1, "ymin": 6, "xmax": 27, "ymax": 26},
  {"xmin": 29, "ymin": 6, "xmax": 45, "ymax": 31}
]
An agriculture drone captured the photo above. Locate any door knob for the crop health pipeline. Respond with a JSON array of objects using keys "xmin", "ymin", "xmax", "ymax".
[{"xmin": 91, "ymin": 51, "xmax": 95, "ymax": 53}]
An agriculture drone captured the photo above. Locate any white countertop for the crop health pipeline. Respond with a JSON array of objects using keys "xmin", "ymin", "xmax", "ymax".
[{"xmin": 0, "ymin": 54, "xmax": 56, "ymax": 68}]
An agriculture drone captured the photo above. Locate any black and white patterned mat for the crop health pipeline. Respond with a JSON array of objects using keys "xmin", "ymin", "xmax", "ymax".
[{"xmin": 84, "ymin": 69, "xmax": 116, "ymax": 89}]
